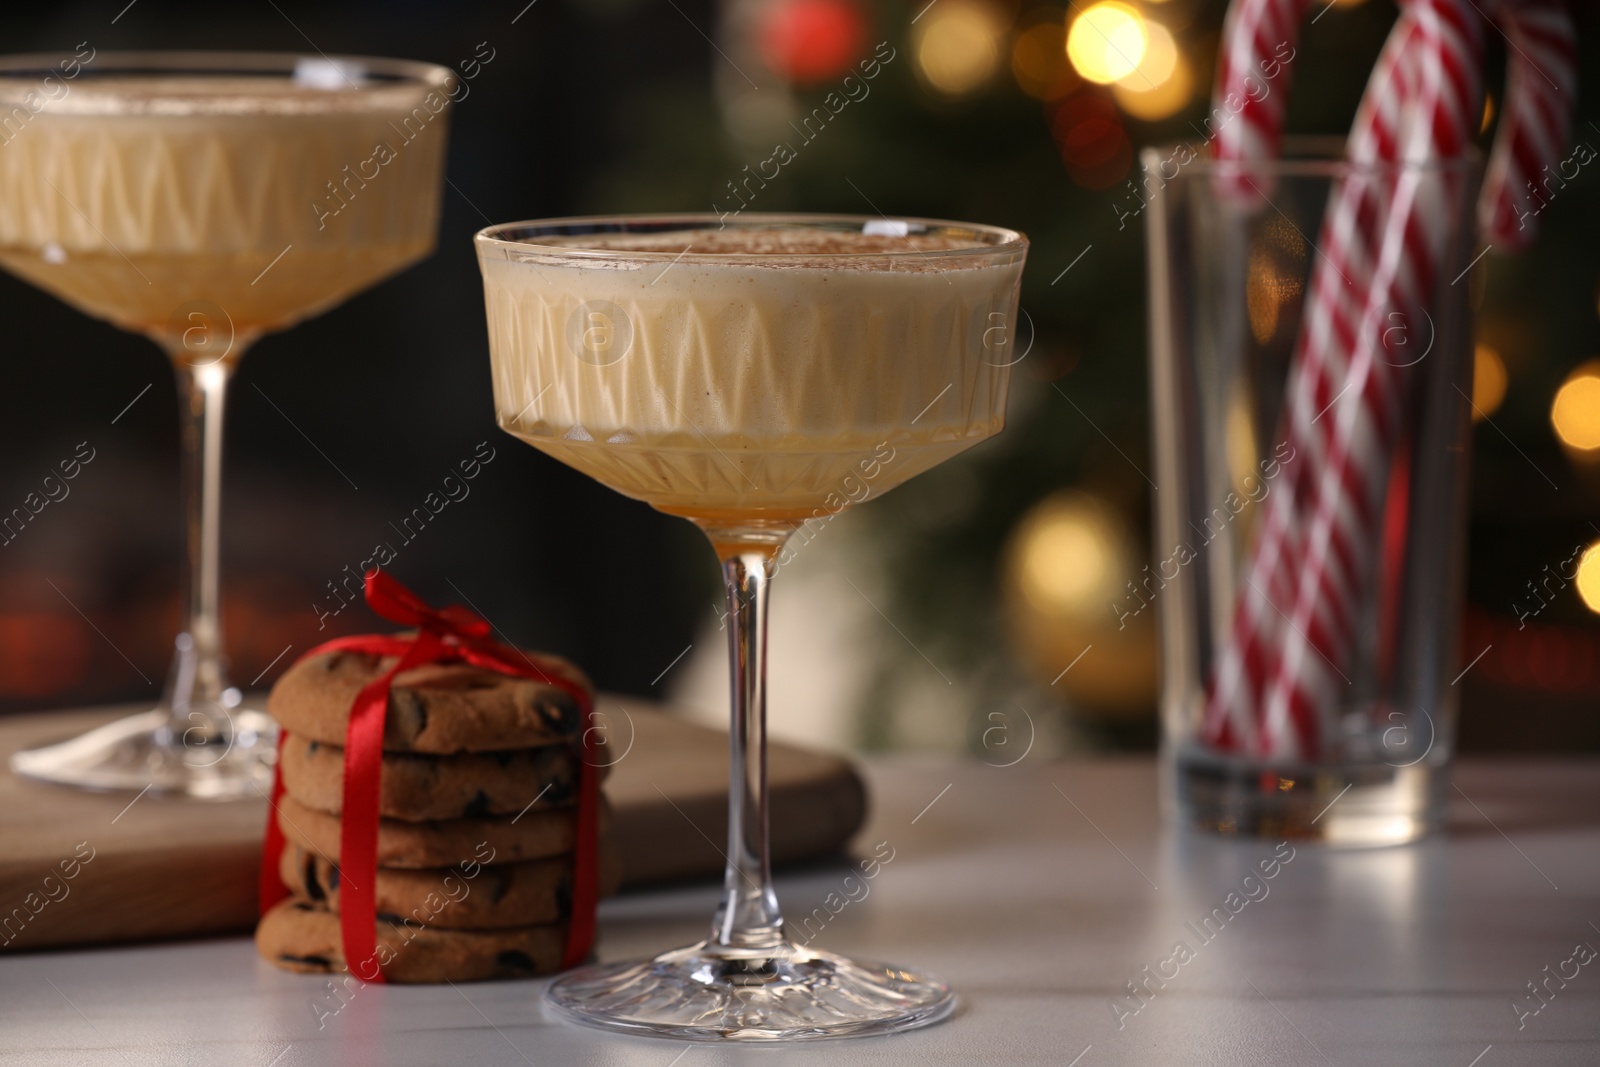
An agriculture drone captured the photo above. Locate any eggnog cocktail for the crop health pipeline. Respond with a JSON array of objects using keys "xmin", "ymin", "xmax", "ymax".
[
  {"xmin": 476, "ymin": 215, "xmax": 1027, "ymax": 1041},
  {"xmin": 481, "ymin": 224, "xmax": 1023, "ymax": 529},
  {"xmin": 1, "ymin": 53, "xmax": 451, "ymax": 799},
  {"xmin": 0, "ymin": 65, "xmax": 448, "ymax": 342}
]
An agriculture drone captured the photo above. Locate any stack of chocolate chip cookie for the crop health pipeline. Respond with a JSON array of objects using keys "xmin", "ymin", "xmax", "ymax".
[{"xmin": 255, "ymin": 649, "xmax": 614, "ymax": 983}]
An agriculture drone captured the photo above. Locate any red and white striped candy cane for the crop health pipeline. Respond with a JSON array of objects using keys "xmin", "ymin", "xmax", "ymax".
[
  {"xmin": 1201, "ymin": 0, "xmax": 1405, "ymax": 754},
  {"xmin": 1258, "ymin": 0, "xmax": 1485, "ymax": 759},
  {"xmin": 1480, "ymin": 1, "xmax": 1579, "ymax": 248},
  {"xmin": 1200, "ymin": 0, "xmax": 1576, "ymax": 760},
  {"xmin": 1212, "ymin": 0, "xmax": 1317, "ymax": 178},
  {"xmin": 1200, "ymin": 0, "xmax": 1455, "ymax": 758}
]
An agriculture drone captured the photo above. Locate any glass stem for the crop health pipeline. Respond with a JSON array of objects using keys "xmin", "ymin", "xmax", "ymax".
[
  {"xmin": 710, "ymin": 540, "xmax": 788, "ymax": 955},
  {"xmin": 164, "ymin": 355, "xmax": 238, "ymax": 738}
]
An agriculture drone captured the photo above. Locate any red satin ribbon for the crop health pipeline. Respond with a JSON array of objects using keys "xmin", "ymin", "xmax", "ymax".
[{"xmin": 259, "ymin": 570, "xmax": 599, "ymax": 981}]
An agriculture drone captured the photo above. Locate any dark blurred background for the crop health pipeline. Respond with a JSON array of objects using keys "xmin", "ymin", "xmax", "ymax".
[{"xmin": 1, "ymin": 0, "xmax": 1597, "ymax": 755}]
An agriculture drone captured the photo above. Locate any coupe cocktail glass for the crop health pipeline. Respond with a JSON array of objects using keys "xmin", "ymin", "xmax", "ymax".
[
  {"xmin": 476, "ymin": 214, "xmax": 1027, "ymax": 1040},
  {"xmin": 1, "ymin": 52, "xmax": 451, "ymax": 797}
]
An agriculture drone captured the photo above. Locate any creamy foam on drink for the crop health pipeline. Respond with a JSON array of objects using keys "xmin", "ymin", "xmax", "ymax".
[
  {"xmin": 535, "ymin": 227, "xmax": 982, "ymax": 256},
  {"xmin": 0, "ymin": 75, "xmax": 439, "ymax": 114},
  {"xmin": 480, "ymin": 224, "xmax": 1025, "ymax": 522},
  {"xmin": 0, "ymin": 70, "xmax": 448, "ymax": 345}
]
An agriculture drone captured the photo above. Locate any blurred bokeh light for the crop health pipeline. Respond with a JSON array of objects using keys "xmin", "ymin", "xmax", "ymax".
[
  {"xmin": 912, "ymin": 0, "xmax": 1007, "ymax": 97},
  {"xmin": 1050, "ymin": 91, "xmax": 1132, "ymax": 188},
  {"xmin": 1111, "ymin": 20, "xmax": 1190, "ymax": 120},
  {"xmin": 1114, "ymin": 19, "xmax": 1176, "ymax": 91},
  {"xmin": 1067, "ymin": 2, "xmax": 1147, "ymax": 86},
  {"xmin": 1011, "ymin": 20, "xmax": 1078, "ymax": 101},
  {"xmin": 757, "ymin": 0, "xmax": 869, "ymax": 84},
  {"xmin": 1551, "ymin": 361, "xmax": 1600, "ymax": 449},
  {"xmin": 1472, "ymin": 344, "xmax": 1508, "ymax": 421},
  {"xmin": 1002, "ymin": 492, "xmax": 1158, "ymax": 714},
  {"xmin": 1577, "ymin": 541, "xmax": 1600, "ymax": 614}
]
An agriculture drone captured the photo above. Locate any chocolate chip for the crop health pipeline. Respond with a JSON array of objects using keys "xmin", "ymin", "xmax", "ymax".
[
  {"xmin": 534, "ymin": 692, "xmax": 578, "ymax": 735},
  {"xmin": 306, "ymin": 740, "xmax": 320, "ymax": 754},
  {"xmin": 495, "ymin": 950, "xmax": 537, "ymax": 974},
  {"xmin": 389, "ymin": 690, "xmax": 428, "ymax": 741},
  {"xmin": 280, "ymin": 953, "xmax": 331, "ymax": 967},
  {"xmin": 376, "ymin": 912, "xmax": 407, "ymax": 925},
  {"xmin": 483, "ymin": 866, "xmax": 510, "ymax": 904},
  {"xmin": 463, "ymin": 790, "xmax": 492, "ymax": 818},
  {"xmin": 493, "ymin": 751, "xmax": 515, "ymax": 768},
  {"xmin": 291, "ymin": 901, "xmax": 314, "ymax": 912},
  {"xmin": 304, "ymin": 855, "xmax": 325, "ymax": 902},
  {"xmin": 328, "ymin": 864, "xmax": 341, "ymax": 890},
  {"xmin": 543, "ymin": 777, "xmax": 575, "ymax": 806}
]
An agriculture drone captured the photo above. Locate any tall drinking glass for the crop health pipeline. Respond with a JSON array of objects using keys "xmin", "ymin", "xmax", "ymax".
[
  {"xmin": 1, "ymin": 52, "xmax": 452, "ymax": 798},
  {"xmin": 1144, "ymin": 146, "xmax": 1479, "ymax": 844},
  {"xmin": 476, "ymin": 214, "xmax": 1027, "ymax": 1039}
]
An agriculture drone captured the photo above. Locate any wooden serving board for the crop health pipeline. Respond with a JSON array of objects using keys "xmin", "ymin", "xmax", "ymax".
[{"xmin": 0, "ymin": 697, "xmax": 865, "ymax": 953}]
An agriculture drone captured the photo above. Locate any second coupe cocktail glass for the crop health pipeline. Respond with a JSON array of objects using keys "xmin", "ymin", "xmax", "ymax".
[
  {"xmin": 0, "ymin": 52, "xmax": 452, "ymax": 797},
  {"xmin": 476, "ymin": 214, "xmax": 1026, "ymax": 1040}
]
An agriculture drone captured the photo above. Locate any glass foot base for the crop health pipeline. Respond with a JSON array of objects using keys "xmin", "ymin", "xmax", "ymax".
[
  {"xmin": 1173, "ymin": 749, "xmax": 1446, "ymax": 846},
  {"xmin": 10, "ymin": 706, "xmax": 278, "ymax": 800},
  {"xmin": 546, "ymin": 941, "xmax": 955, "ymax": 1041}
]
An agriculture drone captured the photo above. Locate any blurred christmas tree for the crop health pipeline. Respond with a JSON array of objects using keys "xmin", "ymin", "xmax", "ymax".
[{"xmin": 579, "ymin": 0, "xmax": 1600, "ymax": 753}]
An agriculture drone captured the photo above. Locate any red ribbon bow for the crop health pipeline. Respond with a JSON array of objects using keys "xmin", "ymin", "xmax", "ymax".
[{"xmin": 259, "ymin": 570, "xmax": 599, "ymax": 981}]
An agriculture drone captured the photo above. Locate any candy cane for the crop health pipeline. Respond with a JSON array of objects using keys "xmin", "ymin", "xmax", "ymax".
[
  {"xmin": 1199, "ymin": 0, "xmax": 1576, "ymax": 760},
  {"xmin": 1479, "ymin": 1, "xmax": 1579, "ymax": 248},
  {"xmin": 1259, "ymin": 0, "xmax": 1485, "ymax": 759},
  {"xmin": 1212, "ymin": 0, "xmax": 1317, "ymax": 171},
  {"xmin": 1201, "ymin": 0, "xmax": 1445, "ymax": 757}
]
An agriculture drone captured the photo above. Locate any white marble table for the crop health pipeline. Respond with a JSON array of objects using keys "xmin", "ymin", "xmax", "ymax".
[{"xmin": 2, "ymin": 757, "xmax": 1597, "ymax": 1065}]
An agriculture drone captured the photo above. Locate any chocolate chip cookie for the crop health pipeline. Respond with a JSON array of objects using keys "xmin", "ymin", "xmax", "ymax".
[
  {"xmin": 278, "ymin": 844, "xmax": 622, "ymax": 929},
  {"xmin": 269, "ymin": 648, "xmax": 590, "ymax": 754},
  {"xmin": 279, "ymin": 733, "xmax": 587, "ymax": 822},
  {"xmin": 275, "ymin": 793, "xmax": 592, "ymax": 869},
  {"xmin": 257, "ymin": 898, "xmax": 566, "ymax": 982}
]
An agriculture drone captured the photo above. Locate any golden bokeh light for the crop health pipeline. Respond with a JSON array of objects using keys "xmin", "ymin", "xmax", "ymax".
[
  {"xmin": 1115, "ymin": 20, "xmax": 1177, "ymax": 91},
  {"xmin": 1481, "ymin": 94, "xmax": 1496, "ymax": 134},
  {"xmin": 1113, "ymin": 57, "xmax": 1190, "ymax": 119},
  {"xmin": 1247, "ymin": 249, "xmax": 1281, "ymax": 345},
  {"xmin": 1551, "ymin": 361, "xmax": 1600, "ymax": 450},
  {"xmin": 1239, "ymin": 216, "xmax": 1307, "ymax": 344},
  {"xmin": 1002, "ymin": 491, "xmax": 1158, "ymax": 714},
  {"xmin": 1472, "ymin": 344, "xmax": 1507, "ymax": 421},
  {"xmin": 1067, "ymin": 2, "xmax": 1147, "ymax": 86},
  {"xmin": 1109, "ymin": 19, "xmax": 1189, "ymax": 119},
  {"xmin": 913, "ymin": 0, "xmax": 1007, "ymax": 98},
  {"xmin": 1017, "ymin": 503, "xmax": 1114, "ymax": 611},
  {"xmin": 1245, "ymin": 239, "xmax": 1304, "ymax": 344},
  {"xmin": 1011, "ymin": 21, "xmax": 1074, "ymax": 100},
  {"xmin": 1225, "ymin": 387, "xmax": 1262, "ymax": 504},
  {"xmin": 1576, "ymin": 542, "xmax": 1600, "ymax": 614},
  {"xmin": 1112, "ymin": 59, "xmax": 1190, "ymax": 120}
]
